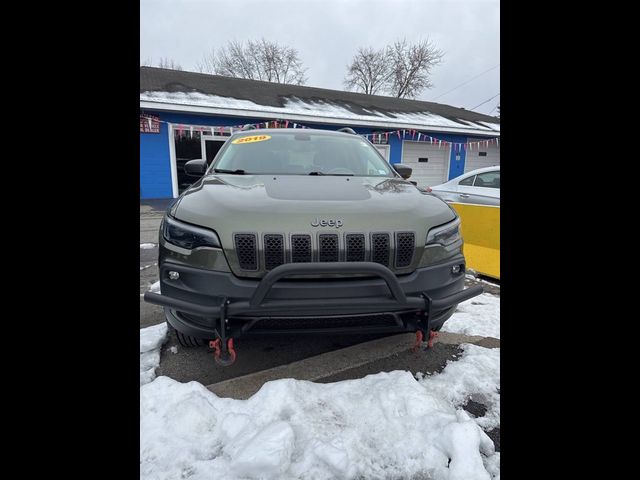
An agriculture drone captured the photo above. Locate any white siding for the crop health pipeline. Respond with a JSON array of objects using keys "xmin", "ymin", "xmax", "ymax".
[
  {"xmin": 374, "ymin": 145, "xmax": 390, "ymax": 162},
  {"xmin": 401, "ymin": 141, "xmax": 449, "ymax": 188},
  {"xmin": 465, "ymin": 142, "xmax": 500, "ymax": 173}
]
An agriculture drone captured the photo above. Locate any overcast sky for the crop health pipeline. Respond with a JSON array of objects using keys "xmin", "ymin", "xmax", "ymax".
[{"xmin": 140, "ymin": 0, "xmax": 500, "ymax": 116}]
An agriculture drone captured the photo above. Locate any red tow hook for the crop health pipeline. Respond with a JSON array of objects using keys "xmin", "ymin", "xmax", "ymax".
[
  {"xmin": 412, "ymin": 330, "xmax": 439, "ymax": 352},
  {"xmin": 427, "ymin": 330, "xmax": 439, "ymax": 348},
  {"xmin": 209, "ymin": 338, "xmax": 237, "ymax": 366},
  {"xmin": 412, "ymin": 330, "xmax": 424, "ymax": 352}
]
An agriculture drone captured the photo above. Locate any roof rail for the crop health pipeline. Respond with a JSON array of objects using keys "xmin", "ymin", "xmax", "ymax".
[
  {"xmin": 337, "ymin": 127, "xmax": 357, "ymax": 134},
  {"xmin": 241, "ymin": 124, "xmax": 257, "ymax": 131}
]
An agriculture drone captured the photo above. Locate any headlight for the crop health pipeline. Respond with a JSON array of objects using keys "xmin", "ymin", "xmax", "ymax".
[
  {"xmin": 426, "ymin": 217, "xmax": 461, "ymax": 246},
  {"xmin": 162, "ymin": 215, "xmax": 221, "ymax": 249}
]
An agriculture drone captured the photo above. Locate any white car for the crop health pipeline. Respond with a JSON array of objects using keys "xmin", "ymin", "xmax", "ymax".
[{"xmin": 427, "ymin": 166, "xmax": 500, "ymax": 206}]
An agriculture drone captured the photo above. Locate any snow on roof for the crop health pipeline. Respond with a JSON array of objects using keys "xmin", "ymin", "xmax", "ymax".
[
  {"xmin": 140, "ymin": 90, "xmax": 500, "ymax": 134},
  {"xmin": 140, "ymin": 67, "xmax": 500, "ymax": 136}
]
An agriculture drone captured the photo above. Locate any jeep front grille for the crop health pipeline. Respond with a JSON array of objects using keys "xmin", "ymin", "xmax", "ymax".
[
  {"xmin": 371, "ymin": 233, "xmax": 390, "ymax": 266},
  {"xmin": 291, "ymin": 234, "xmax": 312, "ymax": 263},
  {"xmin": 346, "ymin": 234, "xmax": 365, "ymax": 262},
  {"xmin": 395, "ymin": 232, "xmax": 415, "ymax": 268},
  {"xmin": 234, "ymin": 234, "xmax": 258, "ymax": 271},
  {"xmin": 319, "ymin": 234, "xmax": 339, "ymax": 262},
  {"xmin": 264, "ymin": 234, "xmax": 285, "ymax": 270},
  {"xmin": 233, "ymin": 231, "xmax": 416, "ymax": 272}
]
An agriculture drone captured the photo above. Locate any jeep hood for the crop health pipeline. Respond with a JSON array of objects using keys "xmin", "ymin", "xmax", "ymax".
[{"xmin": 175, "ymin": 174, "xmax": 455, "ymax": 242}]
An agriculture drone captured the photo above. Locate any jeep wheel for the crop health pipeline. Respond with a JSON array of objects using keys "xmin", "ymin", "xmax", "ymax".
[{"xmin": 174, "ymin": 329, "xmax": 206, "ymax": 347}]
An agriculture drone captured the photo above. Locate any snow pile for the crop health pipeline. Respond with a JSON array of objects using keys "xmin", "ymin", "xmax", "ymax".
[
  {"xmin": 419, "ymin": 344, "xmax": 500, "ymax": 430},
  {"xmin": 442, "ymin": 293, "xmax": 500, "ymax": 339},
  {"xmin": 148, "ymin": 280, "xmax": 160, "ymax": 293},
  {"xmin": 140, "ymin": 345, "xmax": 499, "ymax": 479},
  {"xmin": 140, "ymin": 243, "xmax": 156, "ymax": 249},
  {"xmin": 140, "ymin": 323, "xmax": 168, "ymax": 386}
]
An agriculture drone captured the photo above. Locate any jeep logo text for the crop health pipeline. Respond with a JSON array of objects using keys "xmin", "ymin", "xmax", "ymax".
[{"xmin": 311, "ymin": 218, "xmax": 343, "ymax": 228}]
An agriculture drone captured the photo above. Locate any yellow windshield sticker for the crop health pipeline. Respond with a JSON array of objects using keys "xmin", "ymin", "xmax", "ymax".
[{"xmin": 232, "ymin": 135, "xmax": 271, "ymax": 144}]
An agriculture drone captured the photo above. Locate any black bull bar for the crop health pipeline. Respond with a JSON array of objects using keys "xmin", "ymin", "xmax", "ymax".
[{"xmin": 144, "ymin": 261, "xmax": 484, "ymax": 335}]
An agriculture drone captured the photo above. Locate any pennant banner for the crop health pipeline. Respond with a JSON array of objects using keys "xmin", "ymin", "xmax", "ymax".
[{"xmin": 141, "ymin": 113, "xmax": 501, "ymax": 147}]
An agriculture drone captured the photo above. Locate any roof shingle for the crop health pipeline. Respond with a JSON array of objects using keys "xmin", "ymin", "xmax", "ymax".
[{"xmin": 140, "ymin": 66, "xmax": 499, "ymax": 133}]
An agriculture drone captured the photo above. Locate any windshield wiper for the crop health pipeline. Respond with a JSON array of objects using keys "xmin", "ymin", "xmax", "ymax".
[
  {"xmin": 307, "ymin": 171, "xmax": 354, "ymax": 176},
  {"xmin": 213, "ymin": 168, "xmax": 246, "ymax": 175}
]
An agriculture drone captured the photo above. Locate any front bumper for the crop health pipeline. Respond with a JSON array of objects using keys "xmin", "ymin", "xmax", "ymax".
[{"xmin": 143, "ymin": 256, "xmax": 483, "ymax": 338}]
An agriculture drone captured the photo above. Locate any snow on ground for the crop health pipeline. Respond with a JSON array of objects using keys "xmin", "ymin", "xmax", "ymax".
[
  {"xmin": 441, "ymin": 293, "xmax": 500, "ymax": 339},
  {"xmin": 140, "ymin": 344, "xmax": 499, "ymax": 479},
  {"xmin": 148, "ymin": 280, "xmax": 160, "ymax": 293},
  {"xmin": 140, "ymin": 323, "xmax": 168, "ymax": 386},
  {"xmin": 418, "ymin": 344, "xmax": 500, "ymax": 431},
  {"xmin": 140, "ymin": 243, "xmax": 156, "ymax": 249}
]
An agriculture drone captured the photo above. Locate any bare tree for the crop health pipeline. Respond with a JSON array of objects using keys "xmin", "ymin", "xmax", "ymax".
[
  {"xmin": 343, "ymin": 39, "xmax": 443, "ymax": 98},
  {"xmin": 196, "ymin": 49, "xmax": 216, "ymax": 74},
  {"xmin": 196, "ymin": 39, "xmax": 307, "ymax": 85},
  {"xmin": 157, "ymin": 57, "xmax": 183, "ymax": 70},
  {"xmin": 386, "ymin": 39, "xmax": 444, "ymax": 98},
  {"xmin": 216, "ymin": 40, "xmax": 260, "ymax": 80},
  {"xmin": 343, "ymin": 47, "xmax": 391, "ymax": 95}
]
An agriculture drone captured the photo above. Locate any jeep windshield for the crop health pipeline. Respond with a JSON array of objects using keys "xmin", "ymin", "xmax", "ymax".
[{"xmin": 211, "ymin": 131, "xmax": 396, "ymax": 177}]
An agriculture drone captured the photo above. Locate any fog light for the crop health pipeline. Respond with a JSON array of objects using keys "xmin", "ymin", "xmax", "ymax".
[
  {"xmin": 451, "ymin": 265, "xmax": 461, "ymax": 274},
  {"xmin": 168, "ymin": 271, "xmax": 180, "ymax": 280}
]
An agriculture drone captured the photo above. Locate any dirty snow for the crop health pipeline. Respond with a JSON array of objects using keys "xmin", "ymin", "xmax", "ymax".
[
  {"xmin": 418, "ymin": 344, "xmax": 500, "ymax": 430},
  {"xmin": 140, "ymin": 90, "xmax": 500, "ymax": 134},
  {"xmin": 140, "ymin": 323, "xmax": 168, "ymax": 386},
  {"xmin": 140, "ymin": 343, "xmax": 499, "ymax": 479},
  {"xmin": 466, "ymin": 273, "xmax": 501, "ymax": 288},
  {"xmin": 140, "ymin": 243, "xmax": 156, "ymax": 249},
  {"xmin": 442, "ymin": 293, "xmax": 500, "ymax": 339},
  {"xmin": 148, "ymin": 280, "xmax": 160, "ymax": 293}
]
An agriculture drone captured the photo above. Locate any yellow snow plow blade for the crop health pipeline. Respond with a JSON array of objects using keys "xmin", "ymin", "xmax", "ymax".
[{"xmin": 450, "ymin": 203, "xmax": 500, "ymax": 280}]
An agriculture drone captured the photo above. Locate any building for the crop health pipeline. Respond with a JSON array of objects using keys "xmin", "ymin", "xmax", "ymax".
[{"xmin": 140, "ymin": 66, "xmax": 500, "ymax": 199}]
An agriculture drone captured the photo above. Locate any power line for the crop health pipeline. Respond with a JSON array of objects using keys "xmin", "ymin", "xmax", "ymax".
[
  {"xmin": 430, "ymin": 64, "xmax": 500, "ymax": 101},
  {"xmin": 469, "ymin": 93, "xmax": 500, "ymax": 111}
]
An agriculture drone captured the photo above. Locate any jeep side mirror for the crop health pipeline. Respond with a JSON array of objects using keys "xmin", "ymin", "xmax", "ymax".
[
  {"xmin": 184, "ymin": 159, "xmax": 207, "ymax": 177},
  {"xmin": 393, "ymin": 164, "xmax": 412, "ymax": 179}
]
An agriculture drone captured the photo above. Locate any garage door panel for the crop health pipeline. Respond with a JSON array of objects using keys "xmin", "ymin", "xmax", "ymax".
[
  {"xmin": 465, "ymin": 143, "xmax": 500, "ymax": 172},
  {"xmin": 401, "ymin": 141, "xmax": 448, "ymax": 187}
]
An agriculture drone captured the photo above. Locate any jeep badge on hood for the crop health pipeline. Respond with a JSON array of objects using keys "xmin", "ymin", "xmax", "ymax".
[{"xmin": 311, "ymin": 218, "xmax": 343, "ymax": 228}]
